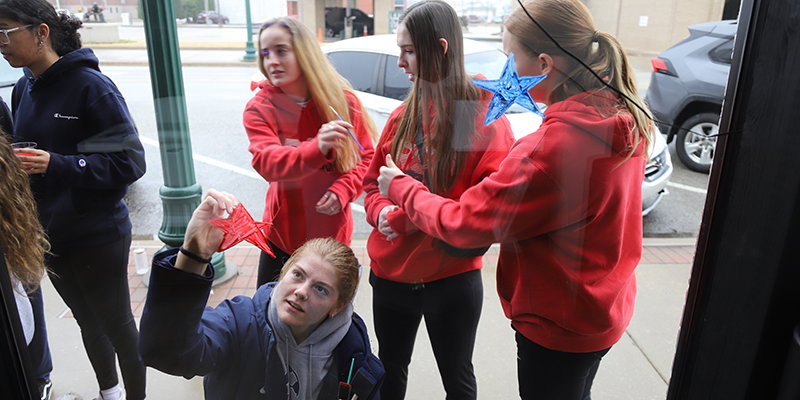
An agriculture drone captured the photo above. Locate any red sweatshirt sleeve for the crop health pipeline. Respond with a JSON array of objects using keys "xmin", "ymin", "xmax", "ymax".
[
  {"xmin": 387, "ymin": 147, "xmax": 568, "ymax": 249},
  {"xmin": 366, "ymin": 106, "xmax": 516, "ymax": 237},
  {"xmin": 363, "ymin": 108, "xmax": 420, "ymax": 235},
  {"xmin": 243, "ymin": 102, "xmax": 332, "ymax": 182},
  {"xmin": 326, "ymin": 97, "xmax": 376, "ymax": 205}
]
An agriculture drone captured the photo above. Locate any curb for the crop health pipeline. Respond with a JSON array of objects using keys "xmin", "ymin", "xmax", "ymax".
[
  {"xmin": 87, "ymin": 41, "xmax": 248, "ymax": 51},
  {"xmin": 98, "ymin": 60, "xmax": 257, "ymax": 67}
]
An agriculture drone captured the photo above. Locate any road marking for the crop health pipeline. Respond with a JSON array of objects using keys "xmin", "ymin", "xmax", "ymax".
[
  {"xmin": 139, "ymin": 135, "xmax": 367, "ymax": 214},
  {"xmin": 667, "ymin": 181, "xmax": 707, "ymax": 194},
  {"xmin": 139, "ymin": 136, "xmax": 261, "ymax": 179}
]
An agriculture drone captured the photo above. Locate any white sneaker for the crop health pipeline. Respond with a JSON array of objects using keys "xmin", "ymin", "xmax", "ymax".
[{"xmin": 92, "ymin": 389, "xmax": 125, "ymax": 400}]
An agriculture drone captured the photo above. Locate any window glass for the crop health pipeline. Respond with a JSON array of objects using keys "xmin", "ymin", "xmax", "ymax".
[
  {"xmin": 465, "ymin": 49, "xmax": 507, "ymax": 79},
  {"xmin": 327, "ymin": 51, "xmax": 379, "ymax": 94},
  {"xmin": 710, "ymin": 39, "xmax": 734, "ymax": 64},
  {"xmin": 0, "ymin": 60, "xmax": 23, "ymax": 86},
  {"xmin": 20, "ymin": 11, "xmax": 734, "ymax": 400},
  {"xmin": 385, "ymin": 55, "xmax": 412, "ymax": 101}
]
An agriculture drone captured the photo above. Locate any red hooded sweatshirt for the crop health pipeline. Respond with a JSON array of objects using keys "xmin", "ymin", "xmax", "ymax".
[
  {"xmin": 363, "ymin": 92, "xmax": 515, "ymax": 283},
  {"xmin": 244, "ymin": 83, "xmax": 375, "ymax": 253},
  {"xmin": 387, "ymin": 91, "xmax": 645, "ymax": 352}
]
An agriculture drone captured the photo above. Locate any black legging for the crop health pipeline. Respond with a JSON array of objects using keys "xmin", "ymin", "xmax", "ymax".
[
  {"xmin": 256, "ymin": 240, "xmax": 292, "ymax": 288},
  {"xmin": 515, "ymin": 331, "xmax": 611, "ymax": 400},
  {"xmin": 370, "ymin": 269, "xmax": 483, "ymax": 400},
  {"xmin": 47, "ymin": 234, "xmax": 146, "ymax": 400}
]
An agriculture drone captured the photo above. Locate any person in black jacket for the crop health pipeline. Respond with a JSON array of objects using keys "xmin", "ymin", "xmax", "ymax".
[
  {"xmin": 1, "ymin": 1, "xmax": 146, "ymax": 399},
  {"xmin": 139, "ymin": 189, "xmax": 384, "ymax": 400}
]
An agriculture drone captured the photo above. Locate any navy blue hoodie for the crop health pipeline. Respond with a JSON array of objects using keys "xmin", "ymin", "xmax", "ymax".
[
  {"xmin": 139, "ymin": 248, "xmax": 385, "ymax": 400},
  {"xmin": 11, "ymin": 48, "xmax": 145, "ymax": 246}
]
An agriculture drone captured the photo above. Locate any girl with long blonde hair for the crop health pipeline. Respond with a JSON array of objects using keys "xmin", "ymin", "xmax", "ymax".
[{"xmin": 245, "ymin": 17, "xmax": 378, "ymax": 287}]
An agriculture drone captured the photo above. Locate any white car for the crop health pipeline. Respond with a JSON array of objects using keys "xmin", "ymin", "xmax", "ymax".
[{"xmin": 253, "ymin": 35, "xmax": 672, "ymax": 214}]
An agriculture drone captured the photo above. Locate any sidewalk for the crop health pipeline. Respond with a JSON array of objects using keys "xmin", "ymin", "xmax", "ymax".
[{"xmin": 42, "ymin": 238, "xmax": 694, "ymax": 399}]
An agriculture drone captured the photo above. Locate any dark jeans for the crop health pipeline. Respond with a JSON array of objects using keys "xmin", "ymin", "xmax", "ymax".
[
  {"xmin": 370, "ymin": 269, "xmax": 483, "ymax": 400},
  {"xmin": 27, "ymin": 286, "xmax": 52, "ymax": 382},
  {"xmin": 256, "ymin": 240, "xmax": 292, "ymax": 288},
  {"xmin": 47, "ymin": 234, "xmax": 146, "ymax": 400},
  {"xmin": 516, "ymin": 331, "xmax": 611, "ymax": 400}
]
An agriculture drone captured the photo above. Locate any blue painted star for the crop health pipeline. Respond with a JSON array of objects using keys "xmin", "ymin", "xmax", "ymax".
[{"xmin": 472, "ymin": 52, "xmax": 547, "ymax": 125}]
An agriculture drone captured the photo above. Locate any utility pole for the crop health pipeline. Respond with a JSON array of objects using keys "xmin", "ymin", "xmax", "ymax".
[
  {"xmin": 244, "ymin": 0, "xmax": 257, "ymax": 61},
  {"xmin": 140, "ymin": 0, "xmax": 232, "ymax": 281}
]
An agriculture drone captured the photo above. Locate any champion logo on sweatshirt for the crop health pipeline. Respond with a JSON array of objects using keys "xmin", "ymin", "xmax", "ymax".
[{"xmin": 54, "ymin": 113, "xmax": 79, "ymax": 120}]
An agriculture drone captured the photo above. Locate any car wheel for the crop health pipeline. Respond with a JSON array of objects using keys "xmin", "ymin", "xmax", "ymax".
[{"xmin": 676, "ymin": 112, "xmax": 719, "ymax": 173}]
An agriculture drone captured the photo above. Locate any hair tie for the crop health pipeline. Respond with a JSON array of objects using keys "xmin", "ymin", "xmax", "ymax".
[{"xmin": 592, "ymin": 31, "xmax": 601, "ymax": 43}]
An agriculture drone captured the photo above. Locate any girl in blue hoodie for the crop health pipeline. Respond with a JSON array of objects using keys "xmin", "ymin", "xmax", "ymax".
[
  {"xmin": 1, "ymin": 1, "xmax": 146, "ymax": 399},
  {"xmin": 139, "ymin": 189, "xmax": 384, "ymax": 400}
]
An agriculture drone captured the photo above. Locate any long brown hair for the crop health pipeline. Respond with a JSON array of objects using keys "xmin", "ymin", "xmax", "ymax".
[
  {"xmin": 257, "ymin": 17, "xmax": 378, "ymax": 173},
  {"xmin": 505, "ymin": 0, "xmax": 653, "ymax": 160},
  {"xmin": 0, "ymin": 134, "xmax": 49, "ymax": 293},
  {"xmin": 279, "ymin": 238, "xmax": 360, "ymax": 310},
  {"xmin": 391, "ymin": 0, "xmax": 484, "ymax": 194}
]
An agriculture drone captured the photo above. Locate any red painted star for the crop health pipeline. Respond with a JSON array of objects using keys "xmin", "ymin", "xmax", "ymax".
[{"xmin": 208, "ymin": 203, "xmax": 275, "ymax": 257}]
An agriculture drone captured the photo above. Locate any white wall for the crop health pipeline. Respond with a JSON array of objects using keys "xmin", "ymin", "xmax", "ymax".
[{"xmin": 219, "ymin": 0, "xmax": 288, "ymax": 25}]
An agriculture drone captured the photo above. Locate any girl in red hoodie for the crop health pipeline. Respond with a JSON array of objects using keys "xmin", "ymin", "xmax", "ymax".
[
  {"xmin": 362, "ymin": 1, "xmax": 515, "ymax": 399},
  {"xmin": 244, "ymin": 17, "xmax": 377, "ymax": 287},
  {"xmin": 378, "ymin": 0, "xmax": 655, "ymax": 398}
]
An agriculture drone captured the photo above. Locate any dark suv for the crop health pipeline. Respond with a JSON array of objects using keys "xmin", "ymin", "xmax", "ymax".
[
  {"xmin": 194, "ymin": 11, "xmax": 229, "ymax": 24},
  {"xmin": 645, "ymin": 20, "xmax": 736, "ymax": 173}
]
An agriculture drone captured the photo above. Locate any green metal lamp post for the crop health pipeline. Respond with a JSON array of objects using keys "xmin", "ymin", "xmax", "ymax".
[
  {"xmin": 140, "ymin": 0, "xmax": 228, "ymax": 278},
  {"xmin": 244, "ymin": 0, "xmax": 257, "ymax": 61}
]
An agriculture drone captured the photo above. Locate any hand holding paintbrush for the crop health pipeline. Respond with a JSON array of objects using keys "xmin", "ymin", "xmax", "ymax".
[{"xmin": 329, "ymin": 105, "xmax": 366, "ymax": 152}]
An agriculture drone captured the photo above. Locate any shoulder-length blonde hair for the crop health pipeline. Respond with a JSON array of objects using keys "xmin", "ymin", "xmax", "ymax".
[
  {"xmin": 391, "ymin": 0, "xmax": 484, "ymax": 195},
  {"xmin": 505, "ymin": 0, "xmax": 654, "ymax": 160},
  {"xmin": 279, "ymin": 238, "xmax": 360, "ymax": 310},
  {"xmin": 0, "ymin": 134, "xmax": 49, "ymax": 293},
  {"xmin": 257, "ymin": 17, "xmax": 378, "ymax": 174}
]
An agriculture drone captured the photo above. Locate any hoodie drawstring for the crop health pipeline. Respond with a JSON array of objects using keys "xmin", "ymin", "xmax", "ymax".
[{"xmin": 286, "ymin": 336, "xmax": 290, "ymax": 399}]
